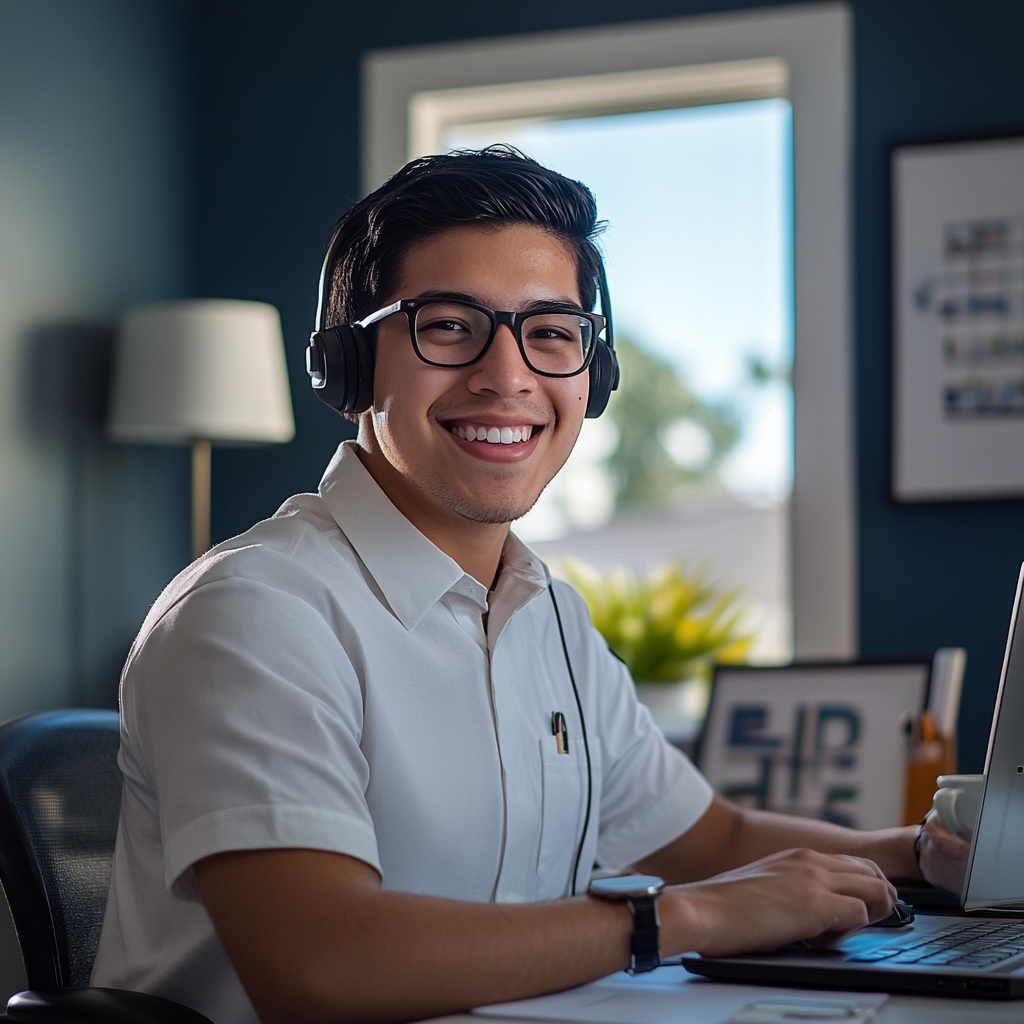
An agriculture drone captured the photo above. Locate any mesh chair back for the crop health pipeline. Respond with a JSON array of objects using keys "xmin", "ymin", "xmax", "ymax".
[{"xmin": 0, "ymin": 710, "xmax": 121, "ymax": 989}]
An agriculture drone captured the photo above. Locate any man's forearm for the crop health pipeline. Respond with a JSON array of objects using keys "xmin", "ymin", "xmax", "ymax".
[
  {"xmin": 198, "ymin": 849, "xmax": 634, "ymax": 1024},
  {"xmin": 638, "ymin": 797, "xmax": 920, "ymax": 883},
  {"xmin": 311, "ymin": 886, "xmax": 633, "ymax": 1023},
  {"xmin": 729, "ymin": 809, "xmax": 920, "ymax": 879}
]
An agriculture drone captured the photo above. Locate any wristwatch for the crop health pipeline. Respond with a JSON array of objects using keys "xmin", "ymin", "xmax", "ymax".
[{"xmin": 588, "ymin": 874, "xmax": 664, "ymax": 974}]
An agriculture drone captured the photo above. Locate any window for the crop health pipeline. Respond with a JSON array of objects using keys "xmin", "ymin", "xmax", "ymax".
[{"xmin": 364, "ymin": 2, "xmax": 854, "ymax": 658}]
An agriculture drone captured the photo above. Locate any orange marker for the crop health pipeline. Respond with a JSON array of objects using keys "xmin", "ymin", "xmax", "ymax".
[{"xmin": 920, "ymin": 709, "xmax": 938, "ymax": 743}]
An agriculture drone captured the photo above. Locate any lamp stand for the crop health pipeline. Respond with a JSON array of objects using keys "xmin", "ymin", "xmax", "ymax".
[{"xmin": 191, "ymin": 438, "xmax": 212, "ymax": 561}]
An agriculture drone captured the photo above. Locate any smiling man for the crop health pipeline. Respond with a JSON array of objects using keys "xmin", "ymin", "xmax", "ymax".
[{"xmin": 92, "ymin": 150, "xmax": 953, "ymax": 1024}]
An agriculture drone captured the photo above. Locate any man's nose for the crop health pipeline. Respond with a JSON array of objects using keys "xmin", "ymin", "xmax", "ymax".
[{"xmin": 467, "ymin": 323, "xmax": 537, "ymax": 396}]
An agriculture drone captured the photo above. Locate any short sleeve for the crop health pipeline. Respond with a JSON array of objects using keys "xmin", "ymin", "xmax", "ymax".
[
  {"xmin": 123, "ymin": 571, "xmax": 380, "ymax": 894},
  {"xmin": 549, "ymin": 582, "xmax": 714, "ymax": 869}
]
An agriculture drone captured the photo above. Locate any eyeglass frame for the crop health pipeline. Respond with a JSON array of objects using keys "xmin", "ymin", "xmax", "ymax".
[{"xmin": 355, "ymin": 297, "xmax": 608, "ymax": 378}]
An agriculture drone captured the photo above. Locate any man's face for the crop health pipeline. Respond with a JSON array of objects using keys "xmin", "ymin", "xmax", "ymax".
[{"xmin": 358, "ymin": 223, "xmax": 590, "ymax": 527}]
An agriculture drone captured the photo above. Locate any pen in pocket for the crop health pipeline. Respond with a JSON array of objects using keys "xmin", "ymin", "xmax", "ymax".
[{"xmin": 551, "ymin": 711, "xmax": 569, "ymax": 754}]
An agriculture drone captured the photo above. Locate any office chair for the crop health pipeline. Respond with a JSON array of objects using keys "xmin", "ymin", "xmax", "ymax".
[{"xmin": 0, "ymin": 709, "xmax": 211, "ymax": 1023}]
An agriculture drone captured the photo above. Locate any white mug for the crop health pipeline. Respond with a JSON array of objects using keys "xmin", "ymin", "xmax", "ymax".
[{"xmin": 930, "ymin": 774, "xmax": 985, "ymax": 841}]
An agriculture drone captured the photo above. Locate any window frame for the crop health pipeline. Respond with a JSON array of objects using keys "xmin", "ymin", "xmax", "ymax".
[{"xmin": 362, "ymin": 2, "xmax": 855, "ymax": 659}]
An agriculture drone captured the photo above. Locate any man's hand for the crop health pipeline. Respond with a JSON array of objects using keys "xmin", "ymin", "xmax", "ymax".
[
  {"xmin": 659, "ymin": 848, "xmax": 897, "ymax": 958},
  {"xmin": 917, "ymin": 814, "xmax": 971, "ymax": 894}
]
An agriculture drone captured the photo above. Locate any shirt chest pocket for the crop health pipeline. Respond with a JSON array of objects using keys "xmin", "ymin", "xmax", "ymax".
[{"xmin": 537, "ymin": 738, "xmax": 601, "ymax": 898}]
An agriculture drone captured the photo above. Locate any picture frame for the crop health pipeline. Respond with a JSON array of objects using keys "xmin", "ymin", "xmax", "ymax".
[
  {"xmin": 696, "ymin": 661, "xmax": 931, "ymax": 830},
  {"xmin": 892, "ymin": 134, "xmax": 1024, "ymax": 501}
]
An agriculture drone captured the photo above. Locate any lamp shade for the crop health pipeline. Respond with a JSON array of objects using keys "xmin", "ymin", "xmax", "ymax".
[{"xmin": 108, "ymin": 299, "xmax": 295, "ymax": 444}]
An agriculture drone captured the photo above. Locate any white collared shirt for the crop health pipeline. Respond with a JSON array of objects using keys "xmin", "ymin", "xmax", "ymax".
[{"xmin": 92, "ymin": 442, "xmax": 712, "ymax": 1024}]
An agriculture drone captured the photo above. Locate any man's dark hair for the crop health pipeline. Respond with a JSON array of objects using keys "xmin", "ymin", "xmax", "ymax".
[{"xmin": 323, "ymin": 146, "xmax": 605, "ymax": 327}]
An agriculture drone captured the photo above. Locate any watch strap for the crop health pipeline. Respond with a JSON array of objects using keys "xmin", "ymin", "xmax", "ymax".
[{"xmin": 626, "ymin": 896, "xmax": 660, "ymax": 974}]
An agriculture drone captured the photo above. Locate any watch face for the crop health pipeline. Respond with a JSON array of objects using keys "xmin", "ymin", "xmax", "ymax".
[{"xmin": 589, "ymin": 874, "xmax": 664, "ymax": 899}]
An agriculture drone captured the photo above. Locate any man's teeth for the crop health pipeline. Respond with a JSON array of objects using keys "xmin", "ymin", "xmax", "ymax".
[{"xmin": 452, "ymin": 424, "xmax": 534, "ymax": 444}]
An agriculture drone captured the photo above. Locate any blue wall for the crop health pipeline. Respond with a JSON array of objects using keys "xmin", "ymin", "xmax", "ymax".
[
  {"xmin": 189, "ymin": 0, "xmax": 1024, "ymax": 773},
  {"xmin": 852, "ymin": 1, "xmax": 1024, "ymax": 771},
  {"xmin": 0, "ymin": 0, "xmax": 192, "ymax": 716},
  {"xmin": 0, "ymin": 0, "xmax": 195, "ymax": 994}
]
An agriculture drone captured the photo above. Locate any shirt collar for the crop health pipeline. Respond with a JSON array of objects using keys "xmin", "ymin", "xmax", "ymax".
[
  {"xmin": 317, "ymin": 443, "xmax": 551, "ymax": 634},
  {"xmin": 318, "ymin": 443, "xmax": 466, "ymax": 630},
  {"xmin": 487, "ymin": 532, "xmax": 550, "ymax": 648},
  {"xmin": 497, "ymin": 531, "xmax": 550, "ymax": 592}
]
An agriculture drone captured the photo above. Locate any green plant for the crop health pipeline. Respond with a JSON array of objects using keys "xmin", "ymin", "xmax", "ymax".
[{"xmin": 558, "ymin": 558, "xmax": 753, "ymax": 683}]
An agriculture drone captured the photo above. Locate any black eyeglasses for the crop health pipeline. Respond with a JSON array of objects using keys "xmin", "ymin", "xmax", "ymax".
[{"xmin": 357, "ymin": 298, "xmax": 606, "ymax": 378}]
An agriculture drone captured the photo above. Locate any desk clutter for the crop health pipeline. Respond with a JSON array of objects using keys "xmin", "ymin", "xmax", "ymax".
[{"xmin": 693, "ymin": 650, "xmax": 966, "ymax": 831}]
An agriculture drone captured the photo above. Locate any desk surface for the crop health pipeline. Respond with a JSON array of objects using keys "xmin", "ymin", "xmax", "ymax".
[
  {"xmin": 428, "ymin": 992, "xmax": 1024, "ymax": 1024},
  {"xmin": 423, "ymin": 978, "xmax": 1024, "ymax": 1024}
]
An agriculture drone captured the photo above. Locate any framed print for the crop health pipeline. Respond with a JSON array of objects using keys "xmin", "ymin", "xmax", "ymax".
[
  {"xmin": 697, "ymin": 662, "xmax": 930, "ymax": 830},
  {"xmin": 893, "ymin": 135, "xmax": 1024, "ymax": 501}
]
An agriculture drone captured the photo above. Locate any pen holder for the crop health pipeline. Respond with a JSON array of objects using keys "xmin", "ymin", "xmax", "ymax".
[{"xmin": 902, "ymin": 712, "xmax": 956, "ymax": 826}]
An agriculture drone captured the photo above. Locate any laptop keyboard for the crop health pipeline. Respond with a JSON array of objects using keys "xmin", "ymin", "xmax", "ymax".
[{"xmin": 850, "ymin": 921, "xmax": 1024, "ymax": 969}]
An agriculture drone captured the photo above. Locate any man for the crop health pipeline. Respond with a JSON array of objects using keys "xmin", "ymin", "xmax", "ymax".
[{"xmin": 92, "ymin": 149, "xmax": 959, "ymax": 1024}]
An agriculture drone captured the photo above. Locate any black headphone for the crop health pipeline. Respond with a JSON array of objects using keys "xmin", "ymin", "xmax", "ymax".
[{"xmin": 305, "ymin": 238, "xmax": 620, "ymax": 419}]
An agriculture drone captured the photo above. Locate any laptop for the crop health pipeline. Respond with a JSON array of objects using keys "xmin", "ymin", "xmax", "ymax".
[{"xmin": 681, "ymin": 562, "xmax": 1024, "ymax": 999}]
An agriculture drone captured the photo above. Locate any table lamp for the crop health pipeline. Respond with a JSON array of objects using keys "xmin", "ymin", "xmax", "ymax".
[{"xmin": 108, "ymin": 299, "xmax": 295, "ymax": 560}]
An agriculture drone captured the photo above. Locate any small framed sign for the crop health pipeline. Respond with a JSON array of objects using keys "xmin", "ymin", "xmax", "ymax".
[
  {"xmin": 697, "ymin": 662, "xmax": 930, "ymax": 830},
  {"xmin": 893, "ymin": 134, "xmax": 1024, "ymax": 501}
]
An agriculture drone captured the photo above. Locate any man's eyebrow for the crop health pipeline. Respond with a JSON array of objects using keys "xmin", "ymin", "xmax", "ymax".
[
  {"xmin": 414, "ymin": 290, "xmax": 586, "ymax": 312},
  {"xmin": 521, "ymin": 297, "xmax": 586, "ymax": 313},
  {"xmin": 414, "ymin": 290, "xmax": 482, "ymax": 304}
]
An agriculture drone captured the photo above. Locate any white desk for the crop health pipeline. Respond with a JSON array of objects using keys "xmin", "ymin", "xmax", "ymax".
[
  {"xmin": 423, "ymin": 981, "xmax": 1024, "ymax": 1024},
  {"xmin": 429, "ymin": 995, "xmax": 1024, "ymax": 1024}
]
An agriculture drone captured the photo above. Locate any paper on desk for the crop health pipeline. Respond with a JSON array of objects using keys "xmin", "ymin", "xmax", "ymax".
[{"xmin": 473, "ymin": 966, "xmax": 888, "ymax": 1024}]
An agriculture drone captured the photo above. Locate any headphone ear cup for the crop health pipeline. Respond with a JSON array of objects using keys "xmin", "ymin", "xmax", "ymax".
[
  {"xmin": 347, "ymin": 324, "xmax": 375, "ymax": 414},
  {"xmin": 585, "ymin": 343, "xmax": 620, "ymax": 419},
  {"xmin": 307, "ymin": 324, "xmax": 375, "ymax": 414}
]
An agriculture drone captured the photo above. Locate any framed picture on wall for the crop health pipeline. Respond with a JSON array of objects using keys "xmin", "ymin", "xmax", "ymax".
[
  {"xmin": 892, "ymin": 134, "xmax": 1024, "ymax": 501},
  {"xmin": 696, "ymin": 662, "xmax": 930, "ymax": 830}
]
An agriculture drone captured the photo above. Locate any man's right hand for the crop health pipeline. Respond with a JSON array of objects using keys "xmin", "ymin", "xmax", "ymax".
[{"xmin": 659, "ymin": 847, "xmax": 897, "ymax": 958}]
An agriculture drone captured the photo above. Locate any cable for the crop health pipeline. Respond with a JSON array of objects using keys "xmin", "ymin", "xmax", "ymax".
[{"xmin": 548, "ymin": 583, "xmax": 593, "ymax": 897}]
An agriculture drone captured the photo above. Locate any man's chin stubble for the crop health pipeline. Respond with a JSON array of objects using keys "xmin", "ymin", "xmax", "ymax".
[{"xmin": 422, "ymin": 475, "xmax": 542, "ymax": 526}]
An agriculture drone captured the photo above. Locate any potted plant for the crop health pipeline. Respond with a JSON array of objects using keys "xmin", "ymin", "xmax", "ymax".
[{"xmin": 557, "ymin": 558, "xmax": 753, "ymax": 744}]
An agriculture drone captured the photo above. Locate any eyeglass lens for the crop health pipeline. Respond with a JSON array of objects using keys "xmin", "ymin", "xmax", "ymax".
[{"xmin": 413, "ymin": 301, "xmax": 594, "ymax": 374}]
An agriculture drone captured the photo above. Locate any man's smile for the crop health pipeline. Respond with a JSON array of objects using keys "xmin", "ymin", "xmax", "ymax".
[
  {"xmin": 447, "ymin": 422, "xmax": 537, "ymax": 444},
  {"xmin": 442, "ymin": 416, "xmax": 546, "ymax": 461}
]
